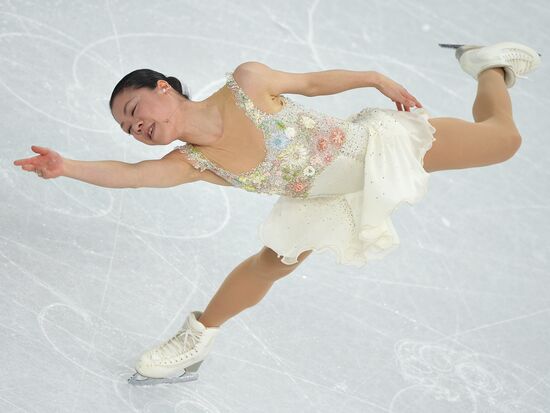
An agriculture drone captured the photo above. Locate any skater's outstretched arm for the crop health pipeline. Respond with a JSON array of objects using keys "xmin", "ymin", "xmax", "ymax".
[
  {"xmin": 233, "ymin": 61, "xmax": 382, "ymax": 97},
  {"xmin": 234, "ymin": 61, "xmax": 423, "ymax": 112},
  {"xmin": 13, "ymin": 145, "xmax": 199, "ymax": 189}
]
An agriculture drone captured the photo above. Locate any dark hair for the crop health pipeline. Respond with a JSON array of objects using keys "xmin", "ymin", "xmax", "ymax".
[{"xmin": 109, "ymin": 68, "xmax": 191, "ymax": 110}]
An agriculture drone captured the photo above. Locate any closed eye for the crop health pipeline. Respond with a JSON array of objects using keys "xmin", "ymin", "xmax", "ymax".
[{"xmin": 127, "ymin": 105, "xmax": 137, "ymax": 134}]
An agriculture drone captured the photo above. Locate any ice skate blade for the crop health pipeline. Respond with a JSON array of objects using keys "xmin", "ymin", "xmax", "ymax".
[
  {"xmin": 128, "ymin": 371, "xmax": 198, "ymax": 386},
  {"xmin": 438, "ymin": 43, "xmax": 542, "ymax": 56},
  {"xmin": 128, "ymin": 359, "xmax": 204, "ymax": 386}
]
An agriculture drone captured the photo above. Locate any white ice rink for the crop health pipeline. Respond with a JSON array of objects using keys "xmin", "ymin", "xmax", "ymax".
[{"xmin": 2, "ymin": 0, "xmax": 549, "ymax": 412}]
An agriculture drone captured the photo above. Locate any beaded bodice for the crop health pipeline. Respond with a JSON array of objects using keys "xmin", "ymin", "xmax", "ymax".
[{"xmin": 175, "ymin": 72, "xmax": 371, "ymax": 199}]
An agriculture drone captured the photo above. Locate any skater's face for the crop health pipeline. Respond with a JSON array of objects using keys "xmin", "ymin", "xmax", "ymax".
[{"xmin": 111, "ymin": 80, "xmax": 180, "ymax": 146}]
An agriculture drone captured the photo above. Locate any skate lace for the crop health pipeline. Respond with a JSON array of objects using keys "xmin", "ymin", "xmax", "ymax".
[
  {"xmin": 155, "ymin": 326, "xmax": 202, "ymax": 359},
  {"xmin": 503, "ymin": 49, "xmax": 534, "ymax": 78}
]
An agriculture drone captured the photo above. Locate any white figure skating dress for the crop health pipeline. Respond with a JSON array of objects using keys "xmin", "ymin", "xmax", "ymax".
[{"xmin": 176, "ymin": 72, "xmax": 437, "ymax": 267}]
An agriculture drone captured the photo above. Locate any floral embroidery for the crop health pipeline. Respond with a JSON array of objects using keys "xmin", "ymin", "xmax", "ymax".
[
  {"xmin": 290, "ymin": 181, "xmax": 306, "ymax": 193},
  {"xmin": 271, "ymin": 132, "xmax": 290, "ymax": 150},
  {"xmin": 330, "ymin": 127, "xmax": 346, "ymax": 147},
  {"xmin": 280, "ymin": 144, "xmax": 309, "ymax": 169},
  {"xmin": 301, "ymin": 116, "xmax": 316, "ymax": 129},
  {"xmin": 275, "ymin": 120, "xmax": 286, "ymax": 130},
  {"xmin": 311, "ymin": 154, "xmax": 324, "ymax": 166},
  {"xmin": 303, "ymin": 166, "xmax": 316, "ymax": 177},
  {"xmin": 316, "ymin": 137, "xmax": 329, "ymax": 152},
  {"xmin": 284, "ymin": 127, "xmax": 296, "ymax": 138}
]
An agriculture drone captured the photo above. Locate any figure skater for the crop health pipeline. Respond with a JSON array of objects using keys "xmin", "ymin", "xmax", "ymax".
[{"xmin": 13, "ymin": 42, "xmax": 541, "ymax": 385}]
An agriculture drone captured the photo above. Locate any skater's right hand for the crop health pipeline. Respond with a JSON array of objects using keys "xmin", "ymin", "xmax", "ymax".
[{"xmin": 13, "ymin": 146, "xmax": 64, "ymax": 179}]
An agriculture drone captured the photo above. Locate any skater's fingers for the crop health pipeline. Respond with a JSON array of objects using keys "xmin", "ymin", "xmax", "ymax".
[
  {"xmin": 22, "ymin": 164, "xmax": 37, "ymax": 172},
  {"xmin": 406, "ymin": 93, "xmax": 422, "ymax": 108},
  {"xmin": 14, "ymin": 158, "xmax": 32, "ymax": 166},
  {"xmin": 398, "ymin": 92, "xmax": 410, "ymax": 105},
  {"xmin": 396, "ymin": 95, "xmax": 413, "ymax": 111},
  {"xmin": 31, "ymin": 145, "xmax": 49, "ymax": 155},
  {"xmin": 402, "ymin": 91, "xmax": 415, "ymax": 104},
  {"xmin": 410, "ymin": 98, "xmax": 422, "ymax": 108},
  {"xmin": 399, "ymin": 89, "xmax": 415, "ymax": 104},
  {"xmin": 14, "ymin": 157, "xmax": 38, "ymax": 167},
  {"xmin": 403, "ymin": 95, "xmax": 420, "ymax": 108},
  {"xmin": 408, "ymin": 96, "xmax": 421, "ymax": 107}
]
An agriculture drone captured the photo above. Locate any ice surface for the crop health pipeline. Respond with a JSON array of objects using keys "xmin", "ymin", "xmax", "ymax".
[{"xmin": 2, "ymin": 0, "xmax": 549, "ymax": 412}]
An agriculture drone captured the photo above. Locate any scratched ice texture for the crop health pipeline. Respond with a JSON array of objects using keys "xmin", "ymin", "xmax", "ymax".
[{"xmin": 1, "ymin": 0, "xmax": 549, "ymax": 412}]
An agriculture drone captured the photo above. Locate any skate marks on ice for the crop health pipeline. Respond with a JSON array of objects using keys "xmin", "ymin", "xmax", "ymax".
[
  {"xmin": 36, "ymin": 303, "xmax": 222, "ymax": 411},
  {"xmin": 391, "ymin": 339, "xmax": 549, "ymax": 412},
  {"xmin": 37, "ymin": 303, "xmax": 127, "ymax": 383}
]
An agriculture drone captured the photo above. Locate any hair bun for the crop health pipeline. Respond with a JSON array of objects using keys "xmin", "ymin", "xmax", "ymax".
[{"xmin": 166, "ymin": 76, "xmax": 191, "ymax": 99}]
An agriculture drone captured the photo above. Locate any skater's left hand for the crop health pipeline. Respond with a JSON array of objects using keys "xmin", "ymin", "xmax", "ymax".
[{"xmin": 376, "ymin": 74, "xmax": 423, "ymax": 112}]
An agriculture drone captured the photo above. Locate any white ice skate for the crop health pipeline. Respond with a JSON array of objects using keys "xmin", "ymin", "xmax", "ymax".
[
  {"xmin": 128, "ymin": 310, "xmax": 220, "ymax": 386},
  {"xmin": 439, "ymin": 42, "xmax": 542, "ymax": 88}
]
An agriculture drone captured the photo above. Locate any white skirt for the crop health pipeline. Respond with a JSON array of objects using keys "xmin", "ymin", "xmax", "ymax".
[{"xmin": 258, "ymin": 107, "xmax": 437, "ymax": 267}]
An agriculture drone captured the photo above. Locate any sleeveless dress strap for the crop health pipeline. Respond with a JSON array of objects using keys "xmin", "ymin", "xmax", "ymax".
[
  {"xmin": 174, "ymin": 144, "xmax": 211, "ymax": 172},
  {"xmin": 224, "ymin": 72, "xmax": 268, "ymax": 127}
]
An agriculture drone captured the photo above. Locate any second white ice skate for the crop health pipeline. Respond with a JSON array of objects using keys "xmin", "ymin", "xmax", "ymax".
[
  {"xmin": 439, "ymin": 42, "xmax": 542, "ymax": 88},
  {"xmin": 128, "ymin": 310, "xmax": 220, "ymax": 386}
]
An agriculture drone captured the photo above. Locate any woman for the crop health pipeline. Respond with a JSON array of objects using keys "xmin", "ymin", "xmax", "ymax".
[{"xmin": 13, "ymin": 42, "xmax": 541, "ymax": 386}]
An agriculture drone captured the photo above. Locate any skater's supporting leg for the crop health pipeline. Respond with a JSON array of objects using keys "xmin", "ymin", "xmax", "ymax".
[
  {"xmin": 198, "ymin": 248, "xmax": 312, "ymax": 328},
  {"xmin": 129, "ymin": 248, "xmax": 312, "ymax": 385},
  {"xmin": 422, "ymin": 68, "xmax": 522, "ymax": 173}
]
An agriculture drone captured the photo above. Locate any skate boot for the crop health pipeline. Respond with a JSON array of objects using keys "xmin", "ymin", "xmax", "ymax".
[
  {"xmin": 440, "ymin": 42, "xmax": 542, "ymax": 88},
  {"xmin": 128, "ymin": 310, "xmax": 220, "ymax": 386}
]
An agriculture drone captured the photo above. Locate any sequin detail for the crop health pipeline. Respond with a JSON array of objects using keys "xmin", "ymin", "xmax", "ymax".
[{"xmin": 175, "ymin": 72, "xmax": 373, "ymax": 199}]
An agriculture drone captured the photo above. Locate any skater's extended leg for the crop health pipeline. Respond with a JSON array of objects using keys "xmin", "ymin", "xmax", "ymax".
[
  {"xmin": 422, "ymin": 68, "xmax": 522, "ymax": 173},
  {"xmin": 472, "ymin": 67, "xmax": 513, "ymax": 122},
  {"xmin": 198, "ymin": 247, "xmax": 312, "ymax": 328}
]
